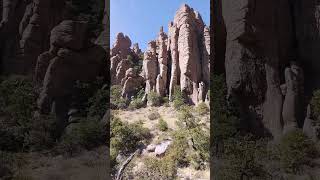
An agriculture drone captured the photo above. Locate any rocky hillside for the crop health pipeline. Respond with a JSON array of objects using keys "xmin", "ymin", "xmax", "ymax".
[
  {"xmin": 214, "ymin": 0, "xmax": 320, "ymax": 141},
  {"xmin": 110, "ymin": 4, "xmax": 211, "ymax": 180},
  {"xmin": 212, "ymin": 1, "xmax": 320, "ymax": 179},
  {"xmin": 110, "ymin": 4, "xmax": 210, "ymax": 106},
  {"xmin": 0, "ymin": 0, "xmax": 110, "ymax": 179}
]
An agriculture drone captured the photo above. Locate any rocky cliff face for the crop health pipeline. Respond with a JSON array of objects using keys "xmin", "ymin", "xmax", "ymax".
[
  {"xmin": 0, "ymin": 0, "xmax": 108, "ymax": 137},
  {"xmin": 215, "ymin": 0, "xmax": 320, "ymax": 139},
  {"xmin": 0, "ymin": 0, "xmax": 67, "ymax": 74},
  {"xmin": 111, "ymin": 4, "xmax": 210, "ymax": 105}
]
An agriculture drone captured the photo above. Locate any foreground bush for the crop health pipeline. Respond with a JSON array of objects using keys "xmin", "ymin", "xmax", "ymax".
[
  {"xmin": 110, "ymin": 117, "xmax": 151, "ymax": 169},
  {"xmin": 196, "ymin": 102, "xmax": 209, "ymax": 116},
  {"xmin": 279, "ymin": 130, "xmax": 318, "ymax": 173},
  {"xmin": 148, "ymin": 91, "xmax": 161, "ymax": 106},
  {"xmin": 214, "ymin": 135, "xmax": 270, "ymax": 180},
  {"xmin": 87, "ymin": 86, "xmax": 109, "ymax": 118},
  {"xmin": 0, "ymin": 76, "xmax": 37, "ymax": 151},
  {"xmin": 172, "ymin": 86, "xmax": 186, "ymax": 110},
  {"xmin": 158, "ymin": 118, "xmax": 168, "ymax": 131},
  {"xmin": 311, "ymin": 89, "xmax": 320, "ymax": 117},
  {"xmin": 110, "ymin": 85, "xmax": 127, "ymax": 109},
  {"xmin": 59, "ymin": 117, "xmax": 106, "ymax": 156}
]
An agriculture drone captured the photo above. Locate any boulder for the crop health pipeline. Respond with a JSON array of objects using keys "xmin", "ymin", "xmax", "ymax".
[{"xmin": 155, "ymin": 140, "xmax": 172, "ymax": 157}]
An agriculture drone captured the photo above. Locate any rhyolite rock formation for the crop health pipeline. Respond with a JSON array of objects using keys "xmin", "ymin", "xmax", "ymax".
[
  {"xmin": 214, "ymin": 0, "xmax": 320, "ymax": 140},
  {"xmin": 111, "ymin": 4, "xmax": 210, "ymax": 105},
  {"xmin": 0, "ymin": 0, "xmax": 109, "ymax": 138},
  {"xmin": 109, "ymin": 32, "xmax": 144, "ymax": 97},
  {"xmin": 35, "ymin": 20, "xmax": 107, "ymax": 137},
  {"xmin": 0, "ymin": 0, "xmax": 67, "ymax": 74}
]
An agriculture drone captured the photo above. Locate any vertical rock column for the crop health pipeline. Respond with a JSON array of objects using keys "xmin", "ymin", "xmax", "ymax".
[
  {"xmin": 143, "ymin": 41, "xmax": 158, "ymax": 95},
  {"xmin": 156, "ymin": 27, "xmax": 168, "ymax": 96},
  {"xmin": 173, "ymin": 4, "xmax": 205, "ymax": 104},
  {"xmin": 168, "ymin": 22, "xmax": 180, "ymax": 101}
]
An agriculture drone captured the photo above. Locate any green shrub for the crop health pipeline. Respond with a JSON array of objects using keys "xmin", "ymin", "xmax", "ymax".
[
  {"xmin": 110, "ymin": 117, "xmax": 151, "ymax": 160},
  {"xmin": 0, "ymin": 76, "xmax": 37, "ymax": 152},
  {"xmin": 128, "ymin": 97, "xmax": 145, "ymax": 110},
  {"xmin": 311, "ymin": 89, "xmax": 320, "ymax": 118},
  {"xmin": 136, "ymin": 130, "xmax": 189, "ymax": 179},
  {"xmin": 189, "ymin": 127, "xmax": 210, "ymax": 163},
  {"xmin": 162, "ymin": 97, "xmax": 170, "ymax": 107},
  {"xmin": 137, "ymin": 156, "xmax": 177, "ymax": 179},
  {"xmin": 87, "ymin": 87, "xmax": 109, "ymax": 118},
  {"xmin": 279, "ymin": 130, "xmax": 318, "ymax": 173},
  {"xmin": 23, "ymin": 114, "xmax": 56, "ymax": 151},
  {"xmin": 111, "ymin": 85, "xmax": 127, "ymax": 109},
  {"xmin": 59, "ymin": 117, "xmax": 106, "ymax": 156},
  {"xmin": 196, "ymin": 102, "xmax": 209, "ymax": 116},
  {"xmin": 158, "ymin": 118, "xmax": 168, "ymax": 132},
  {"xmin": 211, "ymin": 75, "xmax": 240, "ymax": 155},
  {"xmin": 0, "ymin": 151, "xmax": 15, "ymax": 179},
  {"xmin": 177, "ymin": 106, "xmax": 198, "ymax": 129},
  {"xmin": 172, "ymin": 86, "xmax": 186, "ymax": 110},
  {"xmin": 71, "ymin": 78, "xmax": 105, "ymax": 115},
  {"xmin": 148, "ymin": 111, "xmax": 160, "ymax": 120},
  {"xmin": 168, "ymin": 130, "xmax": 189, "ymax": 166},
  {"xmin": 215, "ymin": 135, "xmax": 270, "ymax": 180},
  {"xmin": 148, "ymin": 91, "xmax": 161, "ymax": 106}
]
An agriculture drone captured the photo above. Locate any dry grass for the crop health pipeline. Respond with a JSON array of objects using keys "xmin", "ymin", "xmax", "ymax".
[{"xmin": 15, "ymin": 146, "xmax": 109, "ymax": 180}]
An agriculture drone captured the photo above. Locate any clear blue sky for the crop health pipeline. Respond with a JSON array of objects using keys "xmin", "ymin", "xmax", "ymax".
[{"xmin": 110, "ymin": 0, "xmax": 210, "ymax": 51}]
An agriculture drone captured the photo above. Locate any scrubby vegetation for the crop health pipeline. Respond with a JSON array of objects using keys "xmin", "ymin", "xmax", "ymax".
[
  {"xmin": 212, "ymin": 74, "xmax": 320, "ymax": 179},
  {"xmin": 279, "ymin": 130, "xmax": 318, "ymax": 173},
  {"xmin": 148, "ymin": 91, "xmax": 162, "ymax": 107},
  {"xmin": 311, "ymin": 89, "xmax": 320, "ymax": 118},
  {"xmin": 111, "ymin": 85, "xmax": 127, "ymax": 109},
  {"xmin": 0, "ymin": 75, "xmax": 109, "ymax": 179},
  {"xmin": 173, "ymin": 86, "xmax": 186, "ymax": 110},
  {"xmin": 110, "ymin": 116, "xmax": 152, "ymax": 169},
  {"xmin": 158, "ymin": 118, "xmax": 168, "ymax": 131},
  {"xmin": 196, "ymin": 102, "xmax": 209, "ymax": 116}
]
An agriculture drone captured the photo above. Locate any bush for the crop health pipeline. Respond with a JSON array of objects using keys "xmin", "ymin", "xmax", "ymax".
[
  {"xmin": 177, "ymin": 106, "xmax": 198, "ymax": 129},
  {"xmin": 196, "ymin": 102, "xmax": 209, "ymax": 116},
  {"xmin": 162, "ymin": 97, "xmax": 170, "ymax": 107},
  {"xmin": 158, "ymin": 118, "xmax": 168, "ymax": 132},
  {"xmin": 148, "ymin": 91, "xmax": 161, "ymax": 106},
  {"xmin": 0, "ymin": 76, "xmax": 37, "ymax": 152},
  {"xmin": 137, "ymin": 156, "xmax": 177, "ymax": 179},
  {"xmin": 148, "ymin": 111, "xmax": 160, "ymax": 120},
  {"xmin": 111, "ymin": 85, "xmax": 127, "ymax": 109},
  {"xmin": 71, "ymin": 78, "xmax": 105, "ymax": 115},
  {"xmin": 279, "ymin": 130, "xmax": 318, "ymax": 173},
  {"xmin": 189, "ymin": 127, "xmax": 210, "ymax": 163},
  {"xmin": 87, "ymin": 87, "xmax": 109, "ymax": 118},
  {"xmin": 211, "ymin": 75, "xmax": 240, "ymax": 155},
  {"xmin": 128, "ymin": 97, "xmax": 145, "ymax": 110},
  {"xmin": 172, "ymin": 86, "xmax": 186, "ymax": 110},
  {"xmin": 0, "ymin": 151, "xmax": 15, "ymax": 179},
  {"xmin": 214, "ymin": 135, "xmax": 270, "ymax": 180},
  {"xmin": 169, "ymin": 130, "xmax": 189, "ymax": 166},
  {"xmin": 24, "ymin": 114, "xmax": 56, "ymax": 151},
  {"xmin": 135, "ymin": 130, "xmax": 189, "ymax": 179},
  {"xmin": 59, "ymin": 117, "xmax": 106, "ymax": 156},
  {"xmin": 110, "ymin": 117, "xmax": 151, "ymax": 168},
  {"xmin": 311, "ymin": 89, "xmax": 320, "ymax": 118}
]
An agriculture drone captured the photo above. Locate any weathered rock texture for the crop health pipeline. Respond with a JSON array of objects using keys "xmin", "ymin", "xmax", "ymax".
[
  {"xmin": 109, "ymin": 33, "xmax": 145, "ymax": 99},
  {"xmin": 35, "ymin": 20, "xmax": 106, "ymax": 135},
  {"xmin": 110, "ymin": 4, "xmax": 210, "ymax": 105},
  {"xmin": 215, "ymin": 0, "xmax": 320, "ymax": 139},
  {"xmin": 0, "ymin": 0, "xmax": 67, "ymax": 74},
  {"xmin": 141, "ymin": 4, "xmax": 210, "ymax": 105}
]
